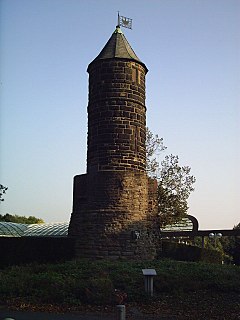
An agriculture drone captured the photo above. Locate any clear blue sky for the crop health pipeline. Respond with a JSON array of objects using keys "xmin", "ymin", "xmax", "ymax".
[{"xmin": 0, "ymin": 0, "xmax": 239, "ymax": 230}]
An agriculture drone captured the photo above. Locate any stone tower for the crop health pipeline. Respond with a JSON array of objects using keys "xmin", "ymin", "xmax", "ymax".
[{"xmin": 68, "ymin": 26, "xmax": 158, "ymax": 259}]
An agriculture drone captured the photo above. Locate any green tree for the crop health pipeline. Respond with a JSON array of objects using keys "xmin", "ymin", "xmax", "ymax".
[
  {"xmin": 0, "ymin": 184, "xmax": 8, "ymax": 202},
  {"xmin": 0, "ymin": 213, "xmax": 44, "ymax": 224},
  {"xmin": 220, "ymin": 222, "xmax": 240, "ymax": 265},
  {"xmin": 146, "ymin": 128, "xmax": 166, "ymax": 176},
  {"xmin": 146, "ymin": 128, "xmax": 196, "ymax": 226},
  {"xmin": 233, "ymin": 222, "xmax": 240, "ymax": 265}
]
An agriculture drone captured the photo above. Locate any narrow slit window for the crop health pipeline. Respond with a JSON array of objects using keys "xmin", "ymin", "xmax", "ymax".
[
  {"xmin": 134, "ymin": 126, "xmax": 139, "ymax": 153},
  {"xmin": 132, "ymin": 67, "xmax": 140, "ymax": 83},
  {"xmin": 132, "ymin": 67, "xmax": 137, "ymax": 82},
  {"xmin": 137, "ymin": 70, "xmax": 141, "ymax": 84}
]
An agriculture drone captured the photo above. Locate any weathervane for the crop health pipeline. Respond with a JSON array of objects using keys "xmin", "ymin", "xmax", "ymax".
[{"xmin": 117, "ymin": 11, "xmax": 132, "ymax": 29}]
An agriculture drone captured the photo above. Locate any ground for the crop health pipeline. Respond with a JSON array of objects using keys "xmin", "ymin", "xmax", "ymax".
[{"xmin": 2, "ymin": 291, "xmax": 240, "ymax": 320}]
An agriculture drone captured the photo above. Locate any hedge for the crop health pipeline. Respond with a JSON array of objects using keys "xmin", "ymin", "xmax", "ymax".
[{"xmin": 159, "ymin": 241, "xmax": 222, "ymax": 264}]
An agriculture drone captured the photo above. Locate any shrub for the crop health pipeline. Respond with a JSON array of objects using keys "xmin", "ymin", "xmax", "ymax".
[
  {"xmin": 159, "ymin": 241, "xmax": 222, "ymax": 263},
  {"xmin": 0, "ymin": 259, "xmax": 239, "ymax": 307}
]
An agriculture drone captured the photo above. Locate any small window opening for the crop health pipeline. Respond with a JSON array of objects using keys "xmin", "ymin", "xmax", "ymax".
[
  {"xmin": 132, "ymin": 67, "xmax": 141, "ymax": 84},
  {"xmin": 134, "ymin": 126, "xmax": 139, "ymax": 153}
]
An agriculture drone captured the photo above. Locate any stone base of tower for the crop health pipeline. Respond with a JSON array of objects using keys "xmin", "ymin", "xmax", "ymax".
[{"xmin": 68, "ymin": 171, "xmax": 159, "ymax": 260}]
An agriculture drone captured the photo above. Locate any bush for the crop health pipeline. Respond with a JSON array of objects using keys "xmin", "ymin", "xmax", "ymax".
[
  {"xmin": 159, "ymin": 241, "xmax": 222, "ymax": 264},
  {"xmin": 0, "ymin": 259, "xmax": 239, "ymax": 307},
  {"xmin": 85, "ymin": 276, "xmax": 114, "ymax": 304}
]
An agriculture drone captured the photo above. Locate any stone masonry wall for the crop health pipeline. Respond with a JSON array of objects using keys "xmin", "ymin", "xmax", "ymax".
[
  {"xmin": 87, "ymin": 59, "xmax": 147, "ymax": 173},
  {"xmin": 69, "ymin": 171, "xmax": 158, "ymax": 259},
  {"xmin": 68, "ymin": 57, "xmax": 158, "ymax": 259}
]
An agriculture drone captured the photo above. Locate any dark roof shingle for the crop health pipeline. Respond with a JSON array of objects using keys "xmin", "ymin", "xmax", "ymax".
[{"xmin": 89, "ymin": 26, "xmax": 147, "ymax": 70}]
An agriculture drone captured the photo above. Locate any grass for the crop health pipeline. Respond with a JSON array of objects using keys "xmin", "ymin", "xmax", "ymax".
[{"xmin": 0, "ymin": 259, "xmax": 239, "ymax": 308}]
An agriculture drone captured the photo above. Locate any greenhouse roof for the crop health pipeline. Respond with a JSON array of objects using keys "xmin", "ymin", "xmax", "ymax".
[
  {"xmin": 160, "ymin": 215, "xmax": 199, "ymax": 233},
  {"xmin": 0, "ymin": 215, "xmax": 199, "ymax": 238},
  {"xmin": 0, "ymin": 222, "xmax": 69, "ymax": 237},
  {"xmin": 161, "ymin": 218, "xmax": 194, "ymax": 232}
]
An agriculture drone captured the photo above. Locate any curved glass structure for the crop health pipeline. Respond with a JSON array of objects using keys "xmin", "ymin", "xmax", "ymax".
[
  {"xmin": 161, "ymin": 217, "xmax": 193, "ymax": 232},
  {"xmin": 0, "ymin": 222, "xmax": 69, "ymax": 237},
  {"xmin": 161, "ymin": 215, "xmax": 199, "ymax": 232},
  {"xmin": 0, "ymin": 222, "xmax": 28, "ymax": 237},
  {"xmin": 24, "ymin": 222, "xmax": 68, "ymax": 237}
]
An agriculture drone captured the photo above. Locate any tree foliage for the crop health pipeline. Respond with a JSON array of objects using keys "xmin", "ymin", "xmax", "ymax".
[
  {"xmin": 194, "ymin": 223, "xmax": 240, "ymax": 265},
  {"xmin": 220, "ymin": 222, "xmax": 240, "ymax": 265},
  {"xmin": 146, "ymin": 128, "xmax": 196, "ymax": 226},
  {"xmin": 158, "ymin": 154, "xmax": 196, "ymax": 225},
  {"xmin": 0, "ymin": 184, "xmax": 44, "ymax": 224},
  {"xmin": 0, "ymin": 184, "xmax": 8, "ymax": 202},
  {"xmin": 146, "ymin": 128, "xmax": 166, "ymax": 176},
  {"xmin": 0, "ymin": 213, "xmax": 44, "ymax": 224}
]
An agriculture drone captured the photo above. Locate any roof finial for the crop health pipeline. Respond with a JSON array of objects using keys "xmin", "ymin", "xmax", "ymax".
[
  {"xmin": 117, "ymin": 12, "xmax": 133, "ymax": 29},
  {"xmin": 117, "ymin": 11, "xmax": 120, "ymax": 27}
]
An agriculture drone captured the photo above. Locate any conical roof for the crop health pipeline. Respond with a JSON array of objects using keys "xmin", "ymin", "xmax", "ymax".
[{"xmin": 89, "ymin": 26, "xmax": 147, "ymax": 70}]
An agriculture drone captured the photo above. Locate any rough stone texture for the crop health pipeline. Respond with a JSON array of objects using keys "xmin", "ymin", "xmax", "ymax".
[
  {"xmin": 147, "ymin": 178, "xmax": 158, "ymax": 220},
  {"xmin": 87, "ymin": 60, "xmax": 147, "ymax": 173},
  {"xmin": 70, "ymin": 171, "xmax": 155, "ymax": 259},
  {"xmin": 69, "ymin": 43, "xmax": 158, "ymax": 259}
]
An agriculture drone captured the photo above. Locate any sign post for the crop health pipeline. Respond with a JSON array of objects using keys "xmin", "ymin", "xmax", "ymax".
[{"xmin": 142, "ymin": 269, "xmax": 157, "ymax": 296}]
